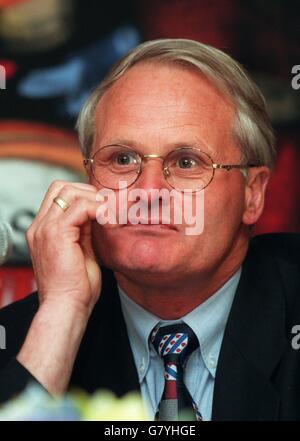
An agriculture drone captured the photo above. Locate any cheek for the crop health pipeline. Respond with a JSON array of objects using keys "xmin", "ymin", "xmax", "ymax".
[
  {"xmin": 88, "ymin": 174, "xmax": 101, "ymax": 189},
  {"xmin": 91, "ymin": 221, "xmax": 117, "ymax": 258},
  {"xmin": 202, "ymin": 177, "xmax": 246, "ymax": 232}
]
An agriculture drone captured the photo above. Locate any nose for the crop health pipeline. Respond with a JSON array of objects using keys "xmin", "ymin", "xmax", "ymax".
[
  {"xmin": 127, "ymin": 157, "xmax": 176, "ymax": 224},
  {"xmin": 134, "ymin": 156, "xmax": 170, "ymax": 192}
]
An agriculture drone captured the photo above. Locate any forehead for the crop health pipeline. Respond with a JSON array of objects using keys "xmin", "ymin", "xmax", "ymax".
[{"xmin": 93, "ymin": 62, "xmax": 237, "ymax": 159}]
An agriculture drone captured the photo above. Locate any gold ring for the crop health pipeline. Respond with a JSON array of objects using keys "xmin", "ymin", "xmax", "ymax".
[{"xmin": 53, "ymin": 196, "xmax": 70, "ymax": 212}]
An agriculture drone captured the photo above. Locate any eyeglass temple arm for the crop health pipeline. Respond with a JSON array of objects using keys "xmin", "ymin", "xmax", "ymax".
[
  {"xmin": 212, "ymin": 163, "xmax": 258, "ymax": 171},
  {"xmin": 83, "ymin": 158, "xmax": 93, "ymax": 167}
]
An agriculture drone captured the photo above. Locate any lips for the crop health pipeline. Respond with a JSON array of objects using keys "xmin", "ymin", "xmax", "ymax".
[{"xmin": 123, "ymin": 219, "xmax": 178, "ymax": 231}]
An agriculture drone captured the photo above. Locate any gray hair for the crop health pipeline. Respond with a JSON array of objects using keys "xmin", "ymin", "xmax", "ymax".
[{"xmin": 76, "ymin": 38, "xmax": 276, "ymax": 167}]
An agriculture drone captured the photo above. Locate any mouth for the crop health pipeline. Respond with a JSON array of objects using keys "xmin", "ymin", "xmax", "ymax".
[{"xmin": 122, "ymin": 222, "xmax": 178, "ymax": 232}]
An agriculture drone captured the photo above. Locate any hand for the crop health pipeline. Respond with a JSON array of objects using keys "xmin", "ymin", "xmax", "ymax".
[
  {"xmin": 26, "ymin": 180, "xmax": 103, "ymax": 315},
  {"xmin": 17, "ymin": 180, "xmax": 104, "ymax": 394}
]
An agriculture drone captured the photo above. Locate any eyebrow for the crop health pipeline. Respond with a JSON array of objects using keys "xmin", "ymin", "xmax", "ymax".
[{"xmin": 99, "ymin": 138, "xmax": 216, "ymax": 157}]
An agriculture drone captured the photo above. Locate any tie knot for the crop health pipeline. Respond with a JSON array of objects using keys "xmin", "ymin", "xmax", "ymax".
[{"xmin": 151, "ymin": 323, "xmax": 199, "ymax": 367}]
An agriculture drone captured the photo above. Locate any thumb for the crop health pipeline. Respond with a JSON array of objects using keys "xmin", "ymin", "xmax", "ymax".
[{"xmin": 80, "ymin": 221, "xmax": 96, "ymax": 259}]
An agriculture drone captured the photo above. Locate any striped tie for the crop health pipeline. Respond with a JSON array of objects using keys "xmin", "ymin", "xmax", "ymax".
[{"xmin": 151, "ymin": 323, "xmax": 202, "ymax": 421}]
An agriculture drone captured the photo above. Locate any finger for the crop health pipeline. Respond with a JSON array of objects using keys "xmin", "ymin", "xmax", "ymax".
[
  {"xmin": 48, "ymin": 187, "xmax": 104, "ymax": 220},
  {"xmin": 34, "ymin": 181, "xmax": 99, "ymax": 224},
  {"xmin": 66, "ymin": 201, "xmax": 102, "ymax": 257},
  {"xmin": 55, "ymin": 199, "xmax": 101, "ymax": 256},
  {"xmin": 30, "ymin": 198, "xmax": 101, "ymax": 256},
  {"xmin": 61, "ymin": 198, "xmax": 101, "ymax": 227},
  {"xmin": 27, "ymin": 184, "xmax": 103, "ymax": 247}
]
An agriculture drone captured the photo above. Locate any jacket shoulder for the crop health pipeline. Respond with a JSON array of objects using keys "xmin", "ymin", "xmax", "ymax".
[
  {"xmin": 0, "ymin": 293, "xmax": 38, "ymax": 368},
  {"xmin": 250, "ymin": 233, "xmax": 300, "ymax": 319},
  {"xmin": 0, "ymin": 292, "xmax": 38, "ymax": 325},
  {"xmin": 250, "ymin": 233, "xmax": 300, "ymax": 264}
]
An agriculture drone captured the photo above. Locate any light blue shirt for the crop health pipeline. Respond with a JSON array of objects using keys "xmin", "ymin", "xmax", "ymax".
[{"xmin": 118, "ymin": 268, "xmax": 241, "ymax": 421}]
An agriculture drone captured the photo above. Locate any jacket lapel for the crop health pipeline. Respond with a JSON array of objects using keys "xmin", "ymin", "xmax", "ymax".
[{"xmin": 212, "ymin": 237, "xmax": 288, "ymax": 420}]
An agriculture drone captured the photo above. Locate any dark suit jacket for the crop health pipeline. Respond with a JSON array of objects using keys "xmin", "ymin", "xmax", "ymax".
[{"xmin": 0, "ymin": 233, "xmax": 300, "ymax": 420}]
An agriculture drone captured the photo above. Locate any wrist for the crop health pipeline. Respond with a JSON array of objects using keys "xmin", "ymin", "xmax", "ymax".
[
  {"xmin": 17, "ymin": 296, "xmax": 91, "ymax": 395},
  {"xmin": 39, "ymin": 294, "xmax": 93, "ymax": 322}
]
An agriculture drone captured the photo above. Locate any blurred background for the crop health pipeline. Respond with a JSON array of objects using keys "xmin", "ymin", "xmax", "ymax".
[{"xmin": 0, "ymin": 0, "xmax": 299, "ymax": 305}]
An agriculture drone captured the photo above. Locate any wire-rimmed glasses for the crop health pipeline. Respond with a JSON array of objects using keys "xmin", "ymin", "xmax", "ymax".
[{"xmin": 83, "ymin": 144, "xmax": 258, "ymax": 192}]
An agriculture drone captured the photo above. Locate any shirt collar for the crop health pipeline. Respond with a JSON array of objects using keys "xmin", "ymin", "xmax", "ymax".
[
  {"xmin": 119, "ymin": 287, "xmax": 159, "ymax": 383},
  {"xmin": 118, "ymin": 267, "xmax": 241, "ymax": 382}
]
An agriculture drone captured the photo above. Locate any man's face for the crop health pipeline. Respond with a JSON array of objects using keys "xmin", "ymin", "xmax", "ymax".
[{"xmin": 90, "ymin": 63, "xmax": 254, "ymax": 284}]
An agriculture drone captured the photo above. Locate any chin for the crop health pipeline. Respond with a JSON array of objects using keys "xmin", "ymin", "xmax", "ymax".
[{"xmin": 100, "ymin": 235, "xmax": 177, "ymax": 275}]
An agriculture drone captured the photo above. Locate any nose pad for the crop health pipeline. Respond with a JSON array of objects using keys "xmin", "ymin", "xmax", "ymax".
[{"xmin": 163, "ymin": 166, "xmax": 170, "ymax": 177}]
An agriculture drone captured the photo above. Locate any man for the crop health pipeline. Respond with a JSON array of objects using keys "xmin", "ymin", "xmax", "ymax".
[{"xmin": 0, "ymin": 38, "xmax": 299, "ymax": 420}]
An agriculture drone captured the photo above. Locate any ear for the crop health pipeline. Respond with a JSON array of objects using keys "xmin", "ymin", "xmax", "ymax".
[
  {"xmin": 242, "ymin": 166, "xmax": 271, "ymax": 226},
  {"xmin": 83, "ymin": 159, "xmax": 92, "ymax": 184}
]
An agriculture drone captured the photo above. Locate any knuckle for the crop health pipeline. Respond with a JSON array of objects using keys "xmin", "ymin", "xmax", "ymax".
[
  {"xmin": 49, "ymin": 179, "xmax": 67, "ymax": 194},
  {"xmin": 25, "ymin": 226, "xmax": 34, "ymax": 245},
  {"xmin": 59, "ymin": 184, "xmax": 76, "ymax": 199},
  {"xmin": 56, "ymin": 217, "xmax": 68, "ymax": 231},
  {"xmin": 35, "ymin": 223, "xmax": 55, "ymax": 242},
  {"xmin": 74, "ymin": 198, "xmax": 89, "ymax": 212},
  {"xmin": 33, "ymin": 225, "xmax": 44, "ymax": 242}
]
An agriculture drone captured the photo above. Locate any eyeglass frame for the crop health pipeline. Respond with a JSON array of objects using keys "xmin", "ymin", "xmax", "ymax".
[{"xmin": 83, "ymin": 144, "xmax": 259, "ymax": 192}]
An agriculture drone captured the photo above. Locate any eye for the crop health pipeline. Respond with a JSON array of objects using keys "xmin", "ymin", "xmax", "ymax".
[
  {"xmin": 116, "ymin": 153, "xmax": 132, "ymax": 165},
  {"xmin": 177, "ymin": 156, "xmax": 198, "ymax": 169},
  {"xmin": 113, "ymin": 152, "xmax": 138, "ymax": 166}
]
